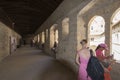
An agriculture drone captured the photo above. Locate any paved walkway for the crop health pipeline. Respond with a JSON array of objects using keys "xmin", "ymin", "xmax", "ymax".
[
  {"xmin": 111, "ymin": 62, "xmax": 120, "ymax": 80},
  {"xmin": 0, "ymin": 45, "xmax": 77, "ymax": 80}
]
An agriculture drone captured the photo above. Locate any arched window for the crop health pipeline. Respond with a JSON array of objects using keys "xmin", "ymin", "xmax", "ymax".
[
  {"xmin": 90, "ymin": 16, "xmax": 105, "ymax": 35},
  {"xmin": 50, "ymin": 24, "xmax": 58, "ymax": 48},
  {"xmin": 112, "ymin": 8, "xmax": 120, "ymax": 25},
  {"xmin": 88, "ymin": 16, "xmax": 105, "ymax": 50},
  {"xmin": 111, "ymin": 8, "xmax": 120, "ymax": 62}
]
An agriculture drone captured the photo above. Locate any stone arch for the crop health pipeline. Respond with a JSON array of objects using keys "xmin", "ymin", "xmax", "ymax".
[
  {"xmin": 111, "ymin": 8, "xmax": 120, "ymax": 25},
  {"xmin": 50, "ymin": 24, "xmax": 58, "ymax": 48},
  {"xmin": 88, "ymin": 15, "xmax": 105, "ymax": 50},
  {"xmin": 111, "ymin": 8, "xmax": 120, "ymax": 61}
]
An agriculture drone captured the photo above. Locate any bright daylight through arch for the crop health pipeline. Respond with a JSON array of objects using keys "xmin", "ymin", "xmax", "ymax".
[
  {"xmin": 89, "ymin": 16, "xmax": 105, "ymax": 50},
  {"xmin": 112, "ymin": 8, "xmax": 120, "ymax": 62}
]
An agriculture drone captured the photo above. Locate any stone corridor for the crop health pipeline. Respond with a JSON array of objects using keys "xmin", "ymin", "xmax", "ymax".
[
  {"xmin": 0, "ymin": 46, "xmax": 77, "ymax": 80},
  {"xmin": 0, "ymin": 0, "xmax": 120, "ymax": 79}
]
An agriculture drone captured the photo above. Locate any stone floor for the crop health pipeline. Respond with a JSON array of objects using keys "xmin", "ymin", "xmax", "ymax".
[
  {"xmin": 0, "ymin": 45, "xmax": 77, "ymax": 80},
  {"xmin": 111, "ymin": 62, "xmax": 120, "ymax": 80},
  {"xmin": 0, "ymin": 45, "xmax": 120, "ymax": 80}
]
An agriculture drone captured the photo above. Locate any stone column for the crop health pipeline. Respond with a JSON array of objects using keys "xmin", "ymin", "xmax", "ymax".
[
  {"xmin": 104, "ymin": 17, "xmax": 111, "ymax": 56},
  {"xmin": 77, "ymin": 15, "xmax": 86, "ymax": 50},
  {"xmin": 44, "ymin": 29, "xmax": 50, "ymax": 54},
  {"xmin": 56, "ymin": 19, "xmax": 63, "ymax": 59},
  {"xmin": 56, "ymin": 13, "xmax": 78, "ymax": 72},
  {"xmin": 68, "ymin": 13, "xmax": 78, "ymax": 72}
]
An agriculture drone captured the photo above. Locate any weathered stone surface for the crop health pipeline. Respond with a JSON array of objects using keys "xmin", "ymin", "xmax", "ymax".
[
  {"xmin": 0, "ymin": 22, "xmax": 21, "ymax": 61},
  {"xmin": 36, "ymin": 0, "xmax": 120, "ymax": 74}
]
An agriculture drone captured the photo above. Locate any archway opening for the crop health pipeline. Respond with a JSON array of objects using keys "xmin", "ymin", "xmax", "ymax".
[
  {"xmin": 88, "ymin": 16, "xmax": 105, "ymax": 51},
  {"xmin": 111, "ymin": 8, "xmax": 120, "ymax": 62},
  {"xmin": 50, "ymin": 24, "xmax": 58, "ymax": 48},
  {"xmin": 41, "ymin": 31, "xmax": 45, "ymax": 44},
  {"xmin": 55, "ymin": 29, "xmax": 58, "ymax": 43}
]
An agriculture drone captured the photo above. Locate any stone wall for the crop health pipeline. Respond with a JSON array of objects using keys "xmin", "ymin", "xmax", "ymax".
[
  {"xmin": 36, "ymin": 0, "xmax": 120, "ymax": 73},
  {"xmin": 0, "ymin": 22, "xmax": 21, "ymax": 61},
  {"xmin": 81, "ymin": 0, "xmax": 120, "ymax": 55},
  {"xmin": 36, "ymin": 0, "xmax": 92, "ymax": 72}
]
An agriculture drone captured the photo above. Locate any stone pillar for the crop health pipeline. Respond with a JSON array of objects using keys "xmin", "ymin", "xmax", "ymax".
[
  {"xmin": 68, "ymin": 13, "xmax": 78, "ymax": 72},
  {"xmin": 41, "ymin": 31, "xmax": 45, "ymax": 43},
  {"xmin": 41, "ymin": 31, "xmax": 45, "ymax": 51},
  {"xmin": 104, "ymin": 17, "xmax": 111, "ymax": 56},
  {"xmin": 56, "ymin": 13, "xmax": 78, "ymax": 72},
  {"xmin": 56, "ymin": 17, "xmax": 70, "ymax": 60},
  {"xmin": 44, "ymin": 29, "xmax": 50, "ymax": 54},
  {"xmin": 56, "ymin": 20, "xmax": 63, "ymax": 59},
  {"xmin": 39, "ymin": 33, "xmax": 42, "ymax": 44},
  {"xmin": 77, "ymin": 15, "xmax": 86, "ymax": 50}
]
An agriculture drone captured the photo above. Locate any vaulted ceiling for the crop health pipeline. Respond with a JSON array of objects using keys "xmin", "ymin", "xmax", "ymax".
[{"xmin": 0, "ymin": 0, "xmax": 63, "ymax": 36}]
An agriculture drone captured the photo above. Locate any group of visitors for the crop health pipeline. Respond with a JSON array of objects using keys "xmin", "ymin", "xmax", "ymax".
[{"xmin": 76, "ymin": 39, "xmax": 114, "ymax": 80}]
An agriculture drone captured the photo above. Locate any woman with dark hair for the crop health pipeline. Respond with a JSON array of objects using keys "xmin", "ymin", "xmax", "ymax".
[
  {"xmin": 76, "ymin": 39, "xmax": 91, "ymax": 80},
  {"xmin": 95, "ymin": 43, "xmax": 113, "ymax": 80}
]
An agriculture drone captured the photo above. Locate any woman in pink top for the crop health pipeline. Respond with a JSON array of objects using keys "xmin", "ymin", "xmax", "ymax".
[
  {"xmin": 95, "ymin": 43, "xmax": 113, "ymax": 80},
  {"xmin": 95, "ymin": 43, "xmax": 108, "ymax": 60},
  {"xmin": 76, "ymin": 39, "xmax": 91, "ymax": 80}
]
